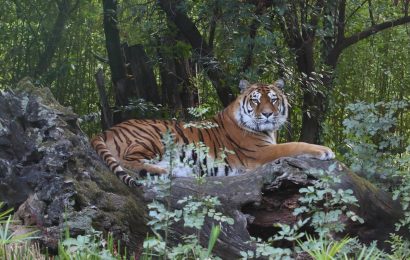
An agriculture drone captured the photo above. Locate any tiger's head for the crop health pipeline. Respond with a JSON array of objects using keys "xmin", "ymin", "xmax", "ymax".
[{"xmin": 234, "ymin": 79, "xmax": 288, "ymax": 132}]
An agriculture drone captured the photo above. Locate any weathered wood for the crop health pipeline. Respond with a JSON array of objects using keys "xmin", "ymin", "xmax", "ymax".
[
  {"xmin": 95, "ymin": 68, "xmax": 113, "ymax": 129},
  {"xmin": 143, "ymin": 158, "xmax": 405, "ymax": 259},
  {"xmin": 123, "ymin": 44, "xmax": 160, "ymax": 104}
]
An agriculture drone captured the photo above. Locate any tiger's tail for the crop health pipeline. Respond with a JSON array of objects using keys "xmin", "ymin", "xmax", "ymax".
[{"xmin": 90, "ymin": 134, "xmax": 141, "ymax": 187}]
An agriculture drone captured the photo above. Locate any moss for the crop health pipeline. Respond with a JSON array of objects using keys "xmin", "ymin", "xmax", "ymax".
[
  {"xmin": 15, "ymin": 78, "xmax": 74, "ymax": 115},
  {"xmin": 120, "ymin": 195, "xmax": 149, "ymax": 236}
]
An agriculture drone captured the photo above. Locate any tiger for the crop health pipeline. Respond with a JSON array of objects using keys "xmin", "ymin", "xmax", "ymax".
[{"xmin": 91, "ymin": 79, "xmax": 335, "ymax": 187}]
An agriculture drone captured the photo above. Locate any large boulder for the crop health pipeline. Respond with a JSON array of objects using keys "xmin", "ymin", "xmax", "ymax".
[{"xmin": 0, "ymin": 78, "xmax": 148, "ymax": 254}]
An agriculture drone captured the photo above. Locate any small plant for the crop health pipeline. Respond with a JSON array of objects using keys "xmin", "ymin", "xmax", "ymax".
[
  {"xmin": 58, "ymin": 229, "xmax": 126, "ymax": 259},
  {"xmin": 141, "ymin": 126, "xmax": 234, "ymax": 259},
  {"xmin": 294, "ymin": 164, "xmax": 364, "ymax": 236},
  {"xmin": 386, "ymin": 234, "xmax": 410, "ymax": 260},
  {"xmin": 239, "ymin": 164, "xmax": 365, "ymax": 259},
  {"xmin": 298, "ymin": 235, "xmax": 352, "ymax": 260},
  {"xmin": 343, "ymin": 241, "xmax": 384, "ymax": 260},
  {"xmin": 240, "ymin": 236, "xmax": 292, "ymax": 260},
  {"xmin": 0, "ymin": 202, "xmax": 39, "ymax": 257}
]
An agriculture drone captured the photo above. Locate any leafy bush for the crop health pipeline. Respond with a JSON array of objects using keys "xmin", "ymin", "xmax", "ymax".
[
  {"xmin": 0, "ymin": 202, "xmax": 39, "ymax": 258},
  {"xmin": 141, "ymin": 130, "xmax": 233, "ymax": 259},
  {"xmin": 342, "ymin": 100, "xmax": 409, "ymax": 179},
  {"xmin": 58, "ymin": 229, "xmax": 126, "ymax": 260}
]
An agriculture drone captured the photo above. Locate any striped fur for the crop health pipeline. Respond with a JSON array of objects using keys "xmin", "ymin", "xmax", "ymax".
[{"xmin": 91, "ymin": 80, "xmax": 335, "ymax": 187}]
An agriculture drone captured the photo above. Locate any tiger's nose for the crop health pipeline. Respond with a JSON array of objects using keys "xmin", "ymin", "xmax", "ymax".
[{"xmin": 262, "ymin": 112, "xmax": 273, "ymax": 118}]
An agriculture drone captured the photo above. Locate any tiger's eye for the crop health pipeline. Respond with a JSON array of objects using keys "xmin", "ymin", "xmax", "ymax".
[{"xmin": 251, "ymin": 98, "xmax": 259, "ymax": 104}]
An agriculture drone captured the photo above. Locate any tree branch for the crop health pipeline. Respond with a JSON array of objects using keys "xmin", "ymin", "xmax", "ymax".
[
  {"xmin": 337, "ymin": 0, "xmax": 346, "ymax": 43},
  {"xmin": 208, "ymin": 6, "xmax": 219, "ymax": 50},
  {"xmin": 242, "ymin": 1, "xmax": 272, "ymax": 72},
  {"xmin": 328, "ymin": 15, "xmax": 410, "ymax": 64},
  {"xmin": 157, "ymin": 0, "xmax": 233, "ymax": 106}
]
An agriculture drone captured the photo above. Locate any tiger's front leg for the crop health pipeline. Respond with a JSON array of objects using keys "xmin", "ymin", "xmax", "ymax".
[{"xmin": 257, "ymin": 142, "xmax": 335, "ymax": 165}]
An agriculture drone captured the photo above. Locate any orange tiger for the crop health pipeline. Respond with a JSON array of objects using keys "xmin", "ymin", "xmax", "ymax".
[{"xmin": 91, "ymin": 80, "xmax": 335, "ymax": 187}]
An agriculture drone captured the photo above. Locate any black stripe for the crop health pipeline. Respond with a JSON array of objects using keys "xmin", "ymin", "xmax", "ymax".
[
  {"xmin": 107, "ymin": 161, "xmax": 116, "ymax": 167},
  {"xmin": 197, "ymin": 128, "xmax": 204, "ymax": 143},
  {"xmin": 180, "ymin": 149, "xmax": 186, "ymax": 162},
  {"xmin": 111, "ymin": 128, "xmax": 123, "ymax": 143},
  {"xmin": 192, "ymin": 150, "xmax": 198, "ymax": 163},
  {"xmin": 102, "ymin": 153, "xmax": 111, "ymax": 161},
  {"xmin": 150, "ymin": 124, "xmax": 163, "ymax": 138},
  {"xmin": 226, "ymin": 135, "xmax": 256, "ymax": 152},
  {"xmin": 113, "ymin": 136, "xmax": 121, "ymax": 156},
  {"xmin": 95, "ymin": 143, "xmax": 105, "ymax": 150},
  {"xmin": 205, "ymin": 128, "xmax": 220, "ymax": 157},
  {"xmin": 224, "ymin": 165, "xmax": 230, "ymax": 176},
  {"xmin": 124, "ymin": 151, "xmax": 151, "ymax": 160},
  {"xmin": 118, "ymin": 125, "xmax": 138, "ymax": 138},
  {"xmin": 118, "ymin": 128, "xmax": 132, "ymax": 145},
  {"xmin": 236, "ymin": 148, "xmax": 256, "ymax": 160},
  {"xmin": 174, "ymin": 123, "xmax": 189, "ymax": 144},
  {"xmin": 134, "ymin": 139, "xmax": 157, "ymax": 155},
  {"xmin": 255, "ymin": 143, "xmax": 270, "ymax": 147},
  {"xmin": 124, "ymin": 121, "xmax": 161, "ymax": 140}
]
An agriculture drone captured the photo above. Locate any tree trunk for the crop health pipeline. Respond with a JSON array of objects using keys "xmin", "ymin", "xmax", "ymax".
[
  {"xmin": 157, "ymin": 0, "xmax": 233, "ymax": 107},
  {"xmin": 157, "ymin": 34, "xmax": 198, "ymax": 113},
  {"xmin": 95, "ymin": 69, "xmax": 113, "ymax": 129},
  {"xmin": 143, "ymin": 157, "xmax": 405, "ymax": 259},
  {"xmin": 175, "ymin": 58, "xmax": 198, "ymax": 109},
  {"xmin": 157, "ymin": 36, "xmax": 183, "ymax": 111},
  {"xmin": 34, "ymin": 0, "xmax": 79, "ymax": 79},
  {"xmin": 123, "ymin": 44, "xmax": 160, "ymax": 104},
  {"xmin": 292, "ymin": 40, "xmax": 325, "ymax": 144},
  {"xmin": 102, "ymin": 0, "xmax": 135, "ymax": 123}
]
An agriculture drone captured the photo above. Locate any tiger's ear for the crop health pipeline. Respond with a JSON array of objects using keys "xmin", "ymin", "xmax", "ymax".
[
  {"xmin": 239, "ymin": 80, "xmax": 250, "ymax": 93},
  {"xmin": 274, "ymin": 79, "xmax": 285, "ymax": 89}
]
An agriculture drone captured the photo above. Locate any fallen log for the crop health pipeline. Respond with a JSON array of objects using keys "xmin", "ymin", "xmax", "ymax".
[{"xmin": 143, "ymin": 157, "xmax": 405, "ymax": 259}]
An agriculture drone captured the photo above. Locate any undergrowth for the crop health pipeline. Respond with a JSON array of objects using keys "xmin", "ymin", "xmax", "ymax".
[{"xmin": 2, "ymin": 100, "xmax": 410, "ymax": 259}]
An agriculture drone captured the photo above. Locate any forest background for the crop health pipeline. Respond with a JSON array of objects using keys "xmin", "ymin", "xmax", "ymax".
[
  {"xmin": 1, "ymin": 0, "xmax": 410, "ymax": 258},
  {"xmin": 0, "ymin": 0, "xmax": 409, "ymax": 183}
]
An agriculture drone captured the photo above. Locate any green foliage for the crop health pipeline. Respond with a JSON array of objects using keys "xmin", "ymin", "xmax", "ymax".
[
  {"xmin": 272, "ymin": 220, "xmax": 309, "ymax": 242},
  {"xmin": 298, "ymin": 235, "xmax": 352, "ymax": 260},
  {"xmin": 240, "ymin": 236, "xmax": 292, "ymax": 260},
  {"xmin": 390, "ymin": 144, "xmax": 410, "ymax": 232},
  {"xmin": 0, "ymin": 202, "xmax": 39, "ymax": 258},
  {"xmin": 342, "ymin": 101, "xmax": 409, "ymax": 178},
  {"xmin": 141, "ymin": 131, "xmax": 233, "ymax": 259},
  {"xmin": 295, "ymin": 165, "xmax": 364, "ymax": 236},
  {"xmin": 344, "ymin": 241, "xmax": 385, "ymax": 260},
  {"xmin": 58, "ymin": 229, "xmax": 126, "ymax": 260},
  {"xmin": 239, "ymin": 165, "xmax": 366, "ymax": 259},
  {"xmin": 386, "ymin": 234, "xmax": 410, "ymax": 260}
]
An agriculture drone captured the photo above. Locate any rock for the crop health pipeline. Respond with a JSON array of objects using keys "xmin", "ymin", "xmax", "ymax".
[{"xmin": 0, "ymin": 78, "xmax": 148, "ymax": 254}]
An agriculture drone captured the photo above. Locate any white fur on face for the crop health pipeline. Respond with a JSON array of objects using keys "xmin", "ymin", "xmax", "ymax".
[{"xmin": 235, "ymin": 89, "xmax": 288, "ymax": 132}]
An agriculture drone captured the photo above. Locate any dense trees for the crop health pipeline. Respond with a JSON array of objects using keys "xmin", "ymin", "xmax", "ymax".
[
  {"xmin": 1, "ymin": 1, "xmax": 410, "ymax": 257},
  {"xmin": 0, "ymin": 0, "xmax": 409, "ymax": 146}
]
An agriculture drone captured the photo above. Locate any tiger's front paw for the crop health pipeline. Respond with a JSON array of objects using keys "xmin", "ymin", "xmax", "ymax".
[
  {"xmin": 317, "ymin": 146, "xmax": 335, "ymax": 160},
  {"xmin": 299, "ymin": 144, "xmax": 335, "ymax": 160},
  {"xmin": 312, "ymin": 145, "xmax": 335, "ymax": 160}
]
